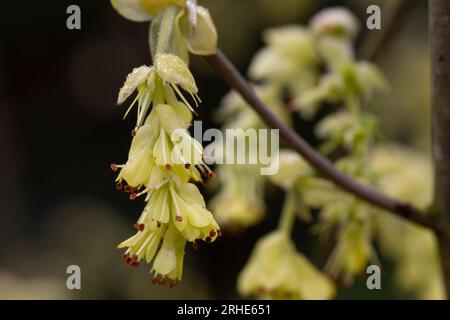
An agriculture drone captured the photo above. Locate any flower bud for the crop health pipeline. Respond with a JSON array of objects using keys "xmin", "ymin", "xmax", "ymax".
[{"xmin": 177, "ymin": 6, "xmax": 218, "ymax": 55}]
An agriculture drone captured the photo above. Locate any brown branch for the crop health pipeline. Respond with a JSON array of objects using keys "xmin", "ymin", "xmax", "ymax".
[{"xmin": 204, "ymin": 49, "xmax": 444, "ymax": 234}]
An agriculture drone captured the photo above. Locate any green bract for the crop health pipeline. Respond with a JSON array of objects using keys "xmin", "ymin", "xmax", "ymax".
[{"xmin": 177, "ymin": 6, "xmax": 218, "ymax": 55}]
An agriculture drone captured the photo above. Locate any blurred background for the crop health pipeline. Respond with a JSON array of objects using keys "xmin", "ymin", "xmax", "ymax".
[{"xmin": 0, "ymin": 0, "xmax": 431, "ymax": 299}]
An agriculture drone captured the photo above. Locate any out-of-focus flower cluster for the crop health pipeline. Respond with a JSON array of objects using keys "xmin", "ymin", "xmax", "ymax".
[
  {"xmin": 209, "ymin": 85, "xmax": 290, "ymax": 230},
  {"xmin": 211, "ymin": 6, "xmax": 442, "ymax": 300}
]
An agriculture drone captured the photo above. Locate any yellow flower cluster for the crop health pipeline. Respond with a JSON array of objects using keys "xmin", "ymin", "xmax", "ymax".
[
  {"xmin": 110, "ymin": 1, "xmax": 220, "ymax": 286},
  {"xmin": 113, "ymin": 53, "xmax": 220, "ymax": 285}
]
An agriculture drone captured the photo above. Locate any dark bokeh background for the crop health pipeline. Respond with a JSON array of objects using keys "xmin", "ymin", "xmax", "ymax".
[{"xmin": 0, "ymin": 0, "xmax": 430, "ymax": 299}]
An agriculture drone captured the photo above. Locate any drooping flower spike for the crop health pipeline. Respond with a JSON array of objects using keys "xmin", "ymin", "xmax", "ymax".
[
  {"xmin": 111, "ymin": 1, "xmax": 220, "ymax": 286},
  {"xmin": 117, "ymin": 54, "xmax": 199, "ymax": 129}
]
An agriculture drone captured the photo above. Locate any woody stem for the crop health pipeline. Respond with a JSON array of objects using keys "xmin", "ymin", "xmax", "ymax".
[{"xmin": 204, "ymin": 49, "xmax": 443, "ymax": 235}]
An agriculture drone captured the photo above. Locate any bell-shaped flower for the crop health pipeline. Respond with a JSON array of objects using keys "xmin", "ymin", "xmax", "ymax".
[
  {"xmin": 118, "ymin": 221, "xmax": 185, "ymax": 286},
  {"xmin": 138, "ymin": 183, "xmax": 173, "ymax": 229},
  {"xmin": 309, "ymin": 7, "xmax": 360, "ymax": 40},
  {"xmin": 117, "ymin": 65, "xmax": 156, "ymax": 128},
  {"xmin": 117, "ymin": 55, "xmax": 199, "ymax": 129},
  {"xmin": 133, "ymin": 180, "xmax": 220, "ymax": 242},
  {"xmin": 293, "ymin": 73, "xmax": 344, "ymax": 119},
  {"xmin": 114, "ymin": 123, "xmax": 158, "ymax": 188},
  {"xmin": 263, "ymin": 26, "xmax": 317, "ymax": 64},
  {"xmin": 210, "ymin": 165, "xmax": 266, "ymax": 230},
  {"xmin": 155, "ymin": 53, "xmax": 200, "ymax": 109},
  {"xmin": 368, "ymin": 144, "xmax": 432, "ymax": 209},
  {"xmin": 317, "ymin": 36, "xmax": 354, "ymax": 71},
  {"xmin": 117, "ymin": 65, "xmax": 153, "ymax": 105},
  {"xmin": 152, "ymin": 104, "xmax": 204, "ymax": 168},
  {"xmin": 249, "ymin": 26, "xmax": 317, "ymax": 85},
  {"xmin": 324, "ymin": 219, "xmax": 376, "ymax": 283},
  {"xmin": 316, "ymin": 111, "xmax": 378, "ymax": 155},
  {"xmin": 354, "ymin": 62, "xmax": 388, "ymax": 101},
  {"xmin": 152, "ymin": 223, "xmax": 186, "ymax": 284},
  {"xmin": 238, "ymin": 231, "xmax": 335, "ymax": 299},
  {"xmin": 169, "ymin": 182, "xmax": 221, "ymax": 242},
  {"xmin": 118, "ymin": 223, "xmax": 165, "ymax": 268}
]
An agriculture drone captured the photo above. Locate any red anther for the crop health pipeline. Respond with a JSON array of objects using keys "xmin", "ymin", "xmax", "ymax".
[
  {"xmin": 256, "ymin": 287, "xmax": 266, "ymax": 294},
  {"xmin": 122, "ymin": 253, "xmax": 129, "ymax": 262},
  {"xmin": 184, "ymin": 163, "xmax": 191, "ymax": 169},
  {"xmin": 286, "ymin": 99, "xmax": 297, "ymax": 112},
  {"xmin": 156, "ymin": 221, "xmax": 161, "ymax": 228},
  {"xmin": 168, "ymin": 280, "xmax": 178, "ymax": 288},
  {"xmin": 124, "ymin": 185, "xmax": 133, "ymax": 193},
  {"xmin": 192, "ymin": 242, "xmax": 198, "ymax": 250},
  {"xmin": 205, "ymin": 236, "xmax": 212, "ymax": 243},
  {"xmin": 209, "ymin": 230, "xmax": 217, "ymax": 238},
  {"xmin": 158, "ymin": 278, "xmax": 166, "ymax": 285},
  {"xmin": 129, "ymin": 193, "xmax": 137, "ymax": 200},
  {"xmin": 116, "ymin": 181, "xmax": 123, "ymax": 190},
  {"xmin": 110, "ymin": 163, "xmax": 118, "ymax": 172},
  {"xmin": 133, "ymin": 223, "xmax": 145, "ymax": 231},
  {"xmin": 131, "ymin": 128, "xmax": 137, "ymax": 137},
  {"xmin": 175, "ymin": 215, "xmax": 183, "ymax": 222},
  {"xmin": 165, "ymin": 164, "xmax": 173, "ymax": 170},
  {"xmin": 197, "ymin": 181, "xmax": 206, "ymax": 187},
  {"xmin": 151, "ymin": 277, "xmax": 158, "ymax": 284},
  {"xmin": 129, "ymin": 254, "xmax": 138, "ymax": 265},
  {"xmin": 207, "ymin": 172, "xmax": 216, "ymax": 179}
]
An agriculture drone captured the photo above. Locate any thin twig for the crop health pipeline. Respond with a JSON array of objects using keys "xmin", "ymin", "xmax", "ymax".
[
  {"xmin": 359, "ymin": 0, "xmax": 416, "ymax": 62},
  {"xmin": 205, "ymin": 49, "xmax": 444, "ymax": 234}
]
